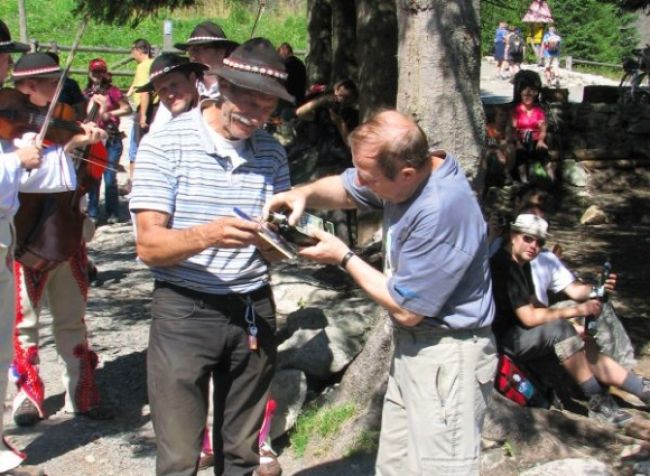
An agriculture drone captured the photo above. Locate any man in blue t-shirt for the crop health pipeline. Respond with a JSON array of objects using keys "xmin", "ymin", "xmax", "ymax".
[
  {"xmin": 265, "ymin": 110, "xmax": 497, "ymax": 476},
  {"xmin": 542, "ymin": 26, "xmax": 562, "ymax": 86}
]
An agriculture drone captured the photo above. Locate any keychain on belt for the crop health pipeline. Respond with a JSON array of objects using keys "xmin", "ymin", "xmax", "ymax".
[{"xmin": 245, "ymin": 296, "xmax": 258, "ymax": 351}]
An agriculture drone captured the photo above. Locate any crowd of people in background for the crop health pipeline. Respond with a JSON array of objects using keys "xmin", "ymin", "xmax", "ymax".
[{"xmin": 493, "ymin": 19, "xmax": 562, "ymax": 87}]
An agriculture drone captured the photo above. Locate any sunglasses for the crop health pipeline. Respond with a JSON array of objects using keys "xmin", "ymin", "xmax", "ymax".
[{"xmin": 522, "ymin": 234, "xmax": 545, "ymax": 248}]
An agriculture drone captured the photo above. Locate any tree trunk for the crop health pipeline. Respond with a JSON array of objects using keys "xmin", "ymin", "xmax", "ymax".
[
  {"xmin": 331, "ymin": 314, "xmax": 393, "ymax": 412},
  {"xmin": 355, "ymin": 0, "xmax": 398, "ymax": 120},
  {"xmin": 395, "ymin": 0, "xmax": 485, "ymax": 180},
  {"xmin": 330, "ymin": 0, "xmax": 358, "ymax": 83},
  {"xmin": 306, "ymin": 0, "xmax": 333, "ymax": 85}
]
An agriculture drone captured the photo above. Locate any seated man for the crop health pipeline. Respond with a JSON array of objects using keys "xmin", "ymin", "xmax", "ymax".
[
  {"xmin": 490, "ymin": 213, "xmax": 648, "ymax": 427},
  {"xmin": 531, "ymin": 248, "xmax": 637, "ymax": 370}
]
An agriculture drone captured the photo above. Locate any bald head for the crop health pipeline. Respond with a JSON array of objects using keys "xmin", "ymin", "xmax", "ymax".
[{"xmin": 349, "ymin": 110, "xmax": 430, "ymax": 180}]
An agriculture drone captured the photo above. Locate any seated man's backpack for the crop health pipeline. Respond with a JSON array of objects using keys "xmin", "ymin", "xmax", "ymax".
[{"xmin": 495, "ymin": 354, "xmax": 551, "ymax": 407}]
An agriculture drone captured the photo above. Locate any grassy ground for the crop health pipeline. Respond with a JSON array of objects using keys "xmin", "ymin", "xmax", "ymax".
[{"xmin": 0, "ymin": 0, "xmax": 307, "ymax": 88}]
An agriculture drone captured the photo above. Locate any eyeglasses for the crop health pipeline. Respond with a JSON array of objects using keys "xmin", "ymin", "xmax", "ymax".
[{"xmin": 521, "ymin": 234, "xmax": 545, "ymax": 248}]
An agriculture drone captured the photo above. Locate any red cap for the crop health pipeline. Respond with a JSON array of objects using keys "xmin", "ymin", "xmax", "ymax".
[{"xmin": 89, "ymin": 58, "xmax": 108, "ymax": 72}]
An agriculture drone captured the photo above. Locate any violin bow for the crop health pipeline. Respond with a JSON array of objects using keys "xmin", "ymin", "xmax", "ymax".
[
  {"xmin": 35, "ymin": 17, "xmax": 89, "ymax": 147},
  {"xmin": 250, "ymin": 0, "xmax": 267, "ymax": 39}
]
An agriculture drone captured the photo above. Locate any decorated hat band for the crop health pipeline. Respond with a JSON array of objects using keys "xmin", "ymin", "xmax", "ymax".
[
  {"xmin": 149, "ymin": 64, "xmax": 183, "ymax": 81},
  {"xmin": 12, "ymin": 65, "xmax": 61, "ymax": 78},
  {"xmin": 187, "ymin": 36, "xmax": 229, "ymax": 43},
  {"xmin": 223, "ymin": 57, "xmax": 287, "ymax": 80}
]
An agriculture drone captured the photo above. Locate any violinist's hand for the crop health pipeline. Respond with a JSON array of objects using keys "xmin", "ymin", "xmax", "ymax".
[
  {"xmin": 64, "ymin": 122, "xmax": 107, "ymax": 153},
  {"xmin": 89, "ymin": 94, "xmax": 109, "ymax": 117},
  {"xmin": 13, "ymin": 132, "xmax": 43, "ymax": 170},
  {"xmin": 16, "ymin": 144, "xmax": 43, "ymax": 170}
]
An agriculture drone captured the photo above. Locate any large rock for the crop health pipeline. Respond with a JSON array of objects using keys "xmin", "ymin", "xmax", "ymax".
[
  {"xmin": 277, "ymin": 324, "xmax": 368, "ymax": 378},
  {"xmin": 580, "ymin": 205, "xmax": 609, "ymax": 225},
  {"xmin": 562, "ymin": 159, "xmax": 589, "ymax": 187},
  {"xmin": 519, "ymin": 458, "xmax": 611, "ymax": 476}
]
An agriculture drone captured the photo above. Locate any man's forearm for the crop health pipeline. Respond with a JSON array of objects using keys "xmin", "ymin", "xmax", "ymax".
[
  {"xmin": 136, "ymin": 221, "xmax": 216, "ymax": 267},
  {"xmin": 301, "ymin": 175, "xmax": 356, "ymax": 210},
  {"xmin": 530, "ymin": 304, "xmax": 584, "ymax": 326}
]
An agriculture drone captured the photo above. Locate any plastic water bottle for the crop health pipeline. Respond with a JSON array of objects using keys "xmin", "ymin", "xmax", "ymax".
[{"xmin": 513, "ymin": 374, "xmax": 534, "ymax": 400}]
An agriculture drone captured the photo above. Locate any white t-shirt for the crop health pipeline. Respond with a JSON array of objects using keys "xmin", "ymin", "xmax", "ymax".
[
  {"xmin": 530, "ymin": 250, "xmax": 575, "ymax": 306},
  {"xmin": 0, "ymin": 135, "xmax": 76, "ymax": 221}
]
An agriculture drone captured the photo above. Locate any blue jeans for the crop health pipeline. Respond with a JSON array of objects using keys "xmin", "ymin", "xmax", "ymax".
[
  {"xmin": 128, "ymin": 119, "xmax": 138, "ymax": 163},
  {"xmin": 87, "ymin": 136, "xmax": 123, "ymax": 219}
]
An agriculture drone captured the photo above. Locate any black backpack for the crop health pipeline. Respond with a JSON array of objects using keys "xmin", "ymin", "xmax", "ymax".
[{"xmin": 509, "ymin": 33, "xmax": 523, "ymax": 55}]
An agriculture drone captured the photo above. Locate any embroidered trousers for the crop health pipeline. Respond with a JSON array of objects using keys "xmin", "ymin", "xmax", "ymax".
[{"xmin": 11, "ymin": 243, "xmax": 100, "ymax": 417}]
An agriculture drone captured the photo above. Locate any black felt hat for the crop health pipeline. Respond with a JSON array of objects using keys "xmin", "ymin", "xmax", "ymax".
[
  {"xmin": 12, "ymin": 52, "xmax": 62, "ymax": 80},
  {"xmin": 136, "ymin": 53, "xmax": 208, "ymax": 92},
  {"xmin": 0, "ymin": 20, "xmax": 29, "ymax": 53},
  {"xmin": 212, "ymin": 37, "xmax": 294, "ymax": 104},
  {"xmin": 174, "ymin": 21, "xmax": 239, "ymax": 51}
]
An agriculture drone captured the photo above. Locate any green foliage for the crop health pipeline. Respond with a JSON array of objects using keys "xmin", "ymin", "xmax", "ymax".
[
  {"xmin": 480, "ymin": 0, "xmax": 639, "ymax": 65},
  {"xmin": 289, "ymin": 403, "xmax": 356, "ymax": 458},
  {"xmin": 549, "ymin": 0, "xmax": 638, "ymax": 64},
  {"xmin": 0, "ymin": 0, "xmax": 306, "ymax": 89},
  {"xmin": 502, "ymin": 440, "xmax": 516, "ymax": 457}
]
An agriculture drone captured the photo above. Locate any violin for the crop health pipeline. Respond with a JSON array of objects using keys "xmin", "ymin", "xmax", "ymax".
[{"xmin": 0, "ymin": 87, "xmax": 84, "ymax": 145}]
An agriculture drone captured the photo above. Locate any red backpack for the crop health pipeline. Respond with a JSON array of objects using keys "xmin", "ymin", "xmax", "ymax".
[{"xmin": 495, "ymin": 354, "xmax": 550, "ymax": 407}]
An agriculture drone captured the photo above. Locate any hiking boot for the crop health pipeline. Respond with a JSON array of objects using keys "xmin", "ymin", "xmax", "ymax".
[
  {"xmin": 588, "ymin": 392, "xmax": 632, "ymax": 427},
  {"xmin": 13, "ymin": 399, "xmax": 40, "ymax": 427}
]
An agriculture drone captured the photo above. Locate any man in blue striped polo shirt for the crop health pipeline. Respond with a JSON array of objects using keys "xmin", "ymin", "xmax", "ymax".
[{"xmin": 129, "ymin": 38, "xmax": 294, "ymax": 476}]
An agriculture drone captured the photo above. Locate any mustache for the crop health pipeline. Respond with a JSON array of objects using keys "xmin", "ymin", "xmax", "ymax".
[{"xmin": 231, "ymin": 112, "xmax": 256, "ymax": 127}]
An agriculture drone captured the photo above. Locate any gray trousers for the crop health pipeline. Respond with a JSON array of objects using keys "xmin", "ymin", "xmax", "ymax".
[
  {"xmin": 376, "ymin": 325, "xmax": 497, "ymax": 476},
  {"xmin": 499, "ymin": 319, "xmax": 584, "ymax": 363},
  {"xmin": 147, "ymin": 283, "xmax": 277, "ymax": 476}
]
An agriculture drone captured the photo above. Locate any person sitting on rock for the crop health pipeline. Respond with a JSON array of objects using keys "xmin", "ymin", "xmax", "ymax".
[
  {"xmin": 490, "ymin": 213, "xmax": 647, "ymax": 427},
  {"xmin": 507, "ymin": 71, "xmax": 555, "ymax": 184}
]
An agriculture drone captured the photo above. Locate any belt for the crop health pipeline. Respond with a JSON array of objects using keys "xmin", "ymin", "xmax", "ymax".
[{"xmin": 154, "ymin": 280, "xmax": 271, "ymax": 307}]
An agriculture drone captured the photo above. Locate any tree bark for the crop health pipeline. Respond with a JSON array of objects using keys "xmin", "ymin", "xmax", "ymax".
[
  {"xmin": 330, "ymin": 0, "xmax": 358, "ymax": 83},
  {"xmin": 395, "ymin": 0, "xmax": 485, "ymax": 179},
  {"xmin": 306, "ymin": 0, "xmax": 333, "ymax": 85},
  {"xmin": 331, "ymin": 314, "xmax": 393, "ymax": 412},
  {"xmin": 355, "ymin": 0, "xmax": 398, "ymax": 120}
]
